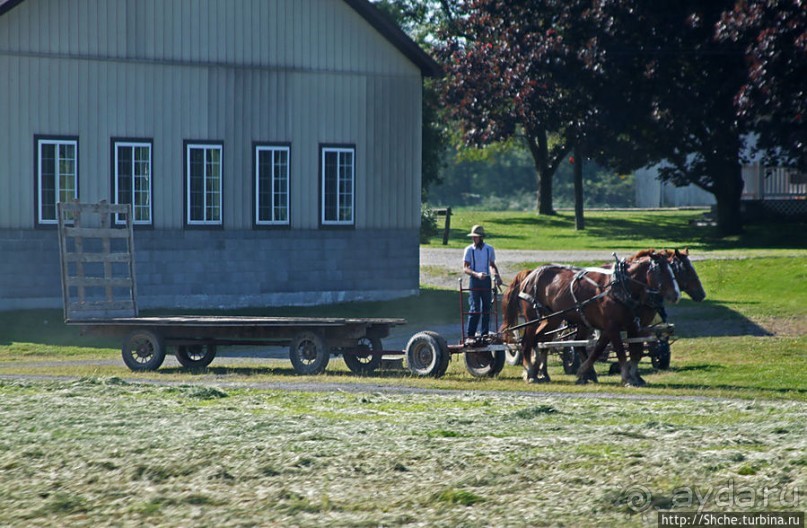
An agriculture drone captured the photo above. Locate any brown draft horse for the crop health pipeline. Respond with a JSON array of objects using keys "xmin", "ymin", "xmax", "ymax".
[
  {"xmin": 502, "ymin": 250, "xmax": 681, "ymax": 386},
  {"xmin": 563, "ymin": 249, "xmax": 706, "ymax": 381}
]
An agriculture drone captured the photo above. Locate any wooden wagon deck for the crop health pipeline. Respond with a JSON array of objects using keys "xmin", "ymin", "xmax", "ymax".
[{"xmin": 57, "ymin": 202, "xmax": 406, "ymax": 374}]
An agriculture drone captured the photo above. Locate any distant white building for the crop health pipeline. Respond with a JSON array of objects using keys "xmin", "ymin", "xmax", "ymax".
[{"xmin": 634, "ymin": 167, "xmax": 715, "ymax": 208}]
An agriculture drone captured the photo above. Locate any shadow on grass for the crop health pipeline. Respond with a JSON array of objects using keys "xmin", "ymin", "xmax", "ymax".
[
  {"xmin": 665, "ymin": 301, "xmax": 772, "ymax": 338},
  {"xmin": 582, "ymin": 216, "xmax": 807, "ymax": 251},
  {"xmin": 665, "ymin": 364, "xmax": 726, "ymax": 373}
]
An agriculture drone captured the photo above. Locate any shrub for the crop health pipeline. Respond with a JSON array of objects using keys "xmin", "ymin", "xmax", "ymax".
[{"xmin": 420, "ymin": 206, "xmax": 439, "ymax": 243}]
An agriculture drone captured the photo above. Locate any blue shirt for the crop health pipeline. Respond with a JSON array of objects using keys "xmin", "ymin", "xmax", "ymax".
[{"xmin": 463, "ymin": 243, "xmax": 496, "ymax": 274}]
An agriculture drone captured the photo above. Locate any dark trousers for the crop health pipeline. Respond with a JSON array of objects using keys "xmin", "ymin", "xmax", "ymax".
[{"xmin": 467, "ymin": 276, "xmax": 492, "ymax": 336}]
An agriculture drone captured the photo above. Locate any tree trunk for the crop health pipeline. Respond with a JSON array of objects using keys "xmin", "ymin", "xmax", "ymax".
[
  {"xmin": 573, "ymin": 144, "xmax": 585, "ymax": 230},
  {"xmin": 713, "ymin": 167, "xmax": 745, "ymax": 236},
  {"xmin": 707, "ymin": 141, "xmax": 745, "ymax": 237},
  {"xmin": 526, "ymin": 129, "xmax": 556, "ymax": 215}
]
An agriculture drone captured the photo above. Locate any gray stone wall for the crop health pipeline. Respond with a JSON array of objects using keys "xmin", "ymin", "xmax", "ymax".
[{"xmin": 0, "ymin": 228, "xmax": 420, "ymax": 311}]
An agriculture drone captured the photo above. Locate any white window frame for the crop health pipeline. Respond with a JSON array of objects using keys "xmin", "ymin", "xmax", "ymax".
[
  {"xmin": 320, "ymin": 147, "xmax": 355, "ymax": 226},
  {"xmin": 255, "ymin": 145, "xmax": 290, "ymax": 226},
  {"xmin": 37, "ymin": 138, "xmax": 78, "ymax": 225},
  {"xmin": 114, "ymin": 141, "xmax": 153, "ymax": 226},
  {"xmin": 185, "ymin": 143, "xmax": 223, "ymax": 226}
]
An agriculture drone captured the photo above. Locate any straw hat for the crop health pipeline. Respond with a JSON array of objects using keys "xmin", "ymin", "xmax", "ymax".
[{"xmin": 466, "ymin": 225, "xmax": 486, "ymax": 238}]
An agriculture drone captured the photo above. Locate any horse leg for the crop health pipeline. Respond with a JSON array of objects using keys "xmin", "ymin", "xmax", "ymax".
[
  {"xmin": 603, "ymin": 329, "xmax": 633, "ymax": 387},
  {"xmin": 576, "ymin": 333, "xmax": 608, "ymax": 385},
  {"xmin": 521, "ymin": 319, "xmax": 551, "ymax": 383},
  {"xmin": 575, "ymin": 327, "xmax": 595, "ymax": 382},
  {"xmin": 533, "ymin": 346, "xmax": 550, "ymax": 383},
  {"xmin": 539, "ymin": 347, "xmax": 551, "ymax": 382},
  {"xmin": 521, "ymin": 328, "xmax": 538, "ymax": 383},
  {"xmin": 627, "ymin": 327, "xmax": 646, "ymax": 387}
]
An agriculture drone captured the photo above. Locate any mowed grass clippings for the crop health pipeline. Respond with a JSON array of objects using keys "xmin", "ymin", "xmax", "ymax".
[{"xmin": 1, "ymin": 379, "xmax": 805, "ymax": 528}]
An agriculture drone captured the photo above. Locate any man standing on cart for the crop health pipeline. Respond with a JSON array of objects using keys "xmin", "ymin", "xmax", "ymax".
[{"xmin": 463, "ymin": 225, "xmax": 503, "ymax": 344}]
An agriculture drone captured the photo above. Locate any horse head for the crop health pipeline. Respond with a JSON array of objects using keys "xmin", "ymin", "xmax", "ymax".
[
  {"xmin": 642, "ymin": 251, "xmax": 681, "ymax": 305},
  {"xmin": 670, "ymin": 249, "xmax": 706, "ymax": 302}
]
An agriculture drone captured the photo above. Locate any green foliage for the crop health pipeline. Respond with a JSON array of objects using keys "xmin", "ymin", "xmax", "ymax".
[
  {"xmin": 420, "ymin": 205, "xmax": 440, "ymax": 243},
  {"xmin": 429, "ymin": 140, "xmax": 635, "ymax": 209}
]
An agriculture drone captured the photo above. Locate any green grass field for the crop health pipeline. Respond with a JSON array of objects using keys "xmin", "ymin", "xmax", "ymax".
[
  {"xmin": 424, "ymin": 208, "xmax": 807, "ymax": 254},
  {"xmin": 1, "ymin": 209, "xmax": 805, "ymax": 526}
]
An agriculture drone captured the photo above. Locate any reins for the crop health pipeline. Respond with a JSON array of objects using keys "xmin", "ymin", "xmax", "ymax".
[{"xmin": 503, "ymin": 253, "xmax": 671, "ymax": 334}]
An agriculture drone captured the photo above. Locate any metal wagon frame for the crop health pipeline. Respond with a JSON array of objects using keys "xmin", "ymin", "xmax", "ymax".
[
  {"xmin": 57, "ymin": 202, "xmax": 405, "ymax": 375},
  {"xmin": 402, "ymin": 274, "xmax": 675, "ymax": 379}
]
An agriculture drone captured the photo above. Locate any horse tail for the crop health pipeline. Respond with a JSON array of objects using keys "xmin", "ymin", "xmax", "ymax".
[{"xmin": 502, "ymin": 269, "xmax": 533, "ymax": 329}]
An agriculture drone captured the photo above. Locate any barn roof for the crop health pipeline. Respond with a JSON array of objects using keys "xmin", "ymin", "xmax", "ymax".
[{"xmin": 0, "ymin": 0, "xmax": 441, "ymax": 77}]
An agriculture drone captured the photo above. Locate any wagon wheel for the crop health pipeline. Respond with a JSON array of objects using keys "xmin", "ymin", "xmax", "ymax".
[
  {"xmin": 405, "ymin": 331, "xmax": 449, "ymax": 378},
  {"xmin": 175, "ymin": 343, "xmax": 217, "ymax": 369},
  {"xmin": 342, "ymin": 336, "xmax": 383, "ymax": 375},
  {"xmin": 423, "ymin": 331, "xmax": 451, "ymax": 377},
  {"xmin": 121, "ymin": 330, "xmax": 166, "ymax": 371},
  {"xmin": 505, "ymin": 346, "xmax": 522, "ymax": 366},
  {"xmin": 289, "ymin": 331, "xmax": 330, "ymax": 375},
  {"xmin": 464, "ymin": 349, "xmax": 506, "ymax": 378},
  {"xmin": 651, "ymin": 340, "xmax": 671, "ymax": 370},
  {"xmin": 561, "ymin": 347, "xmax": 581, "ymax": 375}
]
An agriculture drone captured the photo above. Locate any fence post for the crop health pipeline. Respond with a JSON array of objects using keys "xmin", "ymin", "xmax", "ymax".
[{"xmin": 442, "ymin": 207, "xmax": 452, "ymax": 245}]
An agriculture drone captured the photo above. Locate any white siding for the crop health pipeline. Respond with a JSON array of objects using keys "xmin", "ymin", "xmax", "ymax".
[{"xmin": 0, "ymin": 0, "xmax": 424, "ymax": 229}]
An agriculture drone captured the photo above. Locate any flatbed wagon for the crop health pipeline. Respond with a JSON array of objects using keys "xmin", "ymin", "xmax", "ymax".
[{"xmin": 57, "ymin": 202, "xmax": 404, "ymax": 375}]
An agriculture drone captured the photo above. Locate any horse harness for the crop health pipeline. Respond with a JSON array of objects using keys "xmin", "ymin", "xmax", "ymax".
[
  {"xmin": 611, "ymin": 257, "xmax": 669, "ymax": 322},
  {"xmin": 511, "ymin": 258, "xmax": 668, "ymax": 333}
]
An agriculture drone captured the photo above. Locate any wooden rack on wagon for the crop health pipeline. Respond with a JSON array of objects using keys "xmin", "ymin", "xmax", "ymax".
[{"xmin": 57, "ymin": 201, "xmax": 405, "ymax": 375}]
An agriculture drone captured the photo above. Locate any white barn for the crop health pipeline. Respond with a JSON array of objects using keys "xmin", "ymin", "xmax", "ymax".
[{"xmin": 0, "ymin": 0, "xmax": 438, "ymax": 310}]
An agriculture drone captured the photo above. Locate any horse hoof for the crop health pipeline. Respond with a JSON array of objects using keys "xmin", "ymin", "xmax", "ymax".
[
  {"xmin": 534, "ymin": 377, "xmax": 551, "ymax": 384},
  {"xmin": 575, "ymin": 378, "xmax": 589, "ymax": 385}
]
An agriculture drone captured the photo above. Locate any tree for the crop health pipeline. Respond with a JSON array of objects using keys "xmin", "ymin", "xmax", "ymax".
[
  {"xmin": 575, "ymin": 1, "xmax": 755, "ymax": 236},
  {"xmin": 437, "ymin": 0, "xmax": 615, "ymax": 219},
  {"xmin": 717, "ymin": 0, "xmax": 807, "ymax": 172}
]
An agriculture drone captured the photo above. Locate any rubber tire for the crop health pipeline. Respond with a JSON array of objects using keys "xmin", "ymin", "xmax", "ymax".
[
  {"xmin": 175, "ymin": 343, "xmax": 217, "ymax": 369},
  {"xmin": 121, "ymin": 330, "xmax": 165, "ymax": 371},
  {"xmin": 562, "ymin": 347, "xmax": 581, "ymax": 375},
  {"xmin": 464, "ymin": 349, "xmax": 506, "ymax": 378},
  {"xmin": 651, "ymin": 340, "xmax": 671, "ymax": 370},
  {"xmin": 343, "ymin": 336, "xmax": 383, "ymax": 375},
  {"xmin": 505, "ymin": 347, "xmax": 522, "ymax": 366},
  {"xmin": 405, "ymin": 331, "xmax": 449, "ymax": 378},
  {"xmin": 422, "ymin": 331, "xmax": 451, "ymax": 377},
  {"xmin": 289, "ymin": 331, "xmax": 330, "ymax": 375}
]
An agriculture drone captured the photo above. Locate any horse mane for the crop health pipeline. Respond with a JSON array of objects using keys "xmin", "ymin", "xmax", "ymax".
[
  {"xmin": 501, "ymin": 268, "xmax": 534, "ymax": 330},
  {"xmin": 626, "ymin": 248, "xmax": 658, "ymax": 261}
]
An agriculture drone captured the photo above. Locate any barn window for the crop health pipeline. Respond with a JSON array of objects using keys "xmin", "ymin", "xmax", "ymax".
[
  {"xmin": 185, "ymin": 143, "xmax": 222, "ymax": 226},
  {"xmin": 36, "ymin": 137, "xmax": 78, "ymax": 226},
  {"xmin": 113, "ymin": 140, "xmax": 152, "ymax": 225},
  {"xmin": 321, "ymin": 146, "xmax": 354, "ymax": 226},
  {"xmin": 255, "ymin": 145, "xmax": 290, "ymax": 226}
]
